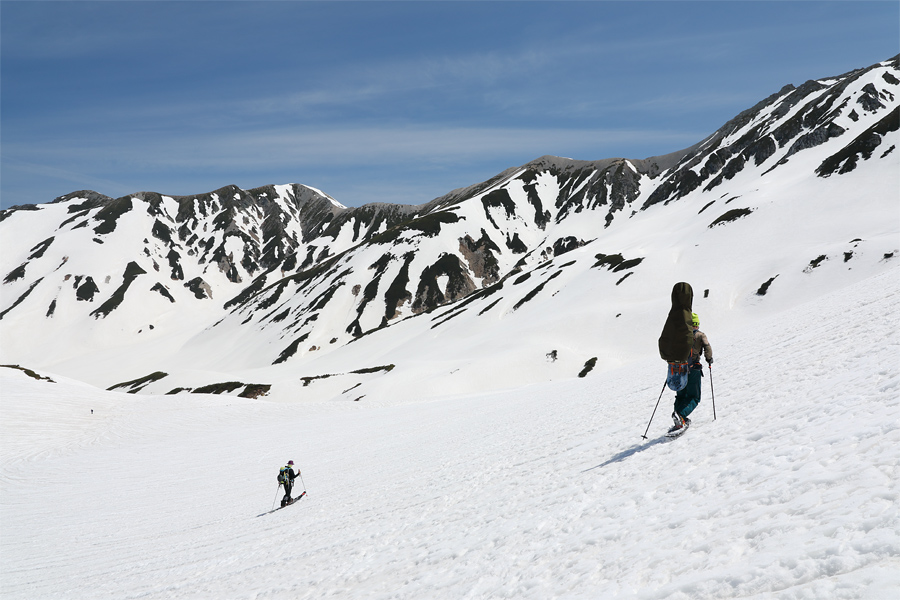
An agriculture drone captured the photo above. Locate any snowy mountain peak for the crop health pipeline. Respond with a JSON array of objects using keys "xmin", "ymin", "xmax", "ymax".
[
  {"xmin": 1, "ymin": 56, "xmax": 897, "ymax": 401},
  {"xmin": 643, "ymin": 55, "xmax": 899, "ymax": 209}
]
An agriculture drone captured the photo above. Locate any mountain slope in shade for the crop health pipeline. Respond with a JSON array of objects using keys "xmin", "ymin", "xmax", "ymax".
[{"xmin": 0, "ymin": 56, "xmax": 897, "ymax": 400}]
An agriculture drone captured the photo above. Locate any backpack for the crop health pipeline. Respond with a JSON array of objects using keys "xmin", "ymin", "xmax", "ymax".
[{"xmin": 277, "ymin": 467, "xmax": 291, "ymax": 484}]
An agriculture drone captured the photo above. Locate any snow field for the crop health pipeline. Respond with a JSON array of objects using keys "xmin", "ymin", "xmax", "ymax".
[{"xmin": 2, "ymin": 267, "xmax": 898, "ymax": 599}]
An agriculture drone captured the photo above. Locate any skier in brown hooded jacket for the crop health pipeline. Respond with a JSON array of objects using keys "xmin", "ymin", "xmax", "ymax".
[
  {"xmin": 669, "ymin": 311, "xmax": 713, "ymax": 433},
  {"xmin": 659, "ymin": 282, "xmax": 696, "ymax": 386},
  {"xmin": 658, "ymin": 282, "xmax": 714, "ymax": 434}
]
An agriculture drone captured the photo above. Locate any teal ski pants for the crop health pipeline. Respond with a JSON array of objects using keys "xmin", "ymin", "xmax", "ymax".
[{"xmin": 674, "ymin": 367, "xmax": 703, "ymax": 418}]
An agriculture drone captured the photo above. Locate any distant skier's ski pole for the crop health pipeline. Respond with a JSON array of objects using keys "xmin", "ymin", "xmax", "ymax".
[
  {"xmin": 272, "ymin": 483, "xmax": 282, "ymax": 510},
  {"xmin": 710, "ymin": 365, "xmax": 717, "ymax": 421},
  {"xmin": 641, "ymin": 381, "xmax": 668, "ymax": 439},
  {"xmin": 299, "ymin": 473, "xmax": 307, "ymax": 496}
]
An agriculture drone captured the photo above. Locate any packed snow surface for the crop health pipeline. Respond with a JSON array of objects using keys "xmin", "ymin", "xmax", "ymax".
[{"xmin": 2, "ymin": 267, "xmax": 898, "ymax": 599}]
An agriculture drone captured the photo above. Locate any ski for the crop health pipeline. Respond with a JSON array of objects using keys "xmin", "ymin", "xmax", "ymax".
[
  {"xmin": 256, "ymin": 491, "xmax": 306, "ymax": 517},
  {"xmin": 665, "ymin": 422, "xmax": 690, "ymax": 439},
  {"xmin": 666, "ymin": 419, "xmax": 691, "ymax": 439},
  {"xmin": 284, "ymin": 491, "xmax": 307, "ymax": 506}
]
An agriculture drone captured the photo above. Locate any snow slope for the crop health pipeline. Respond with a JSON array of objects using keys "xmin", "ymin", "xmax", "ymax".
[{"xmin": 3, "ymin": 266, "xmax": 898, "ymax": 599}]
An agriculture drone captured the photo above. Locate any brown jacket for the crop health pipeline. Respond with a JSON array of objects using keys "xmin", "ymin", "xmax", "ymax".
[{"xmin": 692, "ymin": 329, "xmax": 713, "ymax": 364}]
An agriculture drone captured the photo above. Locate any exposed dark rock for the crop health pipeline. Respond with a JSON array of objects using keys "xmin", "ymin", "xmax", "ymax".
[
  {"xmin": 184, "ymin": 276, "xmax": 213, "ymax": 300},
  {"xmin": 478, "ymin": 298, "xmax": 502, "ymax": 316},
  {"xmin": 76, "ymin": 276, "xmax": 99, "ymax": 301},
  {"xmin": 273, "ymin": 333, "xmax": 310, "ymax": 364},
  {"xmin": 709, "ymin": 208, "xmax": 754, "ymax": 228},
  {"xmin": 150, "ymin": 282, "xmax": 176, "ymax": 303},
  {"xmin": 310, "ymin": 284, "xmax": 341, "ymax": 312},
  {"xmin": 384, "ymin": 253, "xmax": 414, "ymax": 320},
  {"xmin": 0, "ymin": 364, "xmax": 55, "ymax": 382},
  {"xmin": 756, "ymin": 276, "xmax": 779, "ymax": 296},
  {"xmin": 704, "ymin": 155, "xmax": 746, "ymax": 191},
  {"xmin": 481, "ymin": 188, "xmax": 517, "ymax": 228},
  {"xmin": 256, "ymin": 280, "xmax": 289, "ymax": 311},
  {"xmin": 512, "ymin": 270, "xmax": 561, "ymax": 311},
  {"xmin": 459, "ymin": 230, "xmax": 502, "ymax": 285},
  {"xmin": 151, "ymin": 219, "xmax": 173, "ymax": 244},
  {"xmin": 745, "ymin": 135, "xmax": 778, "ymax": 166},
  {"xmin": 52, "ymin": 190, "xmax": 114, "ymax": 208},
  {"xmin": 92, "ymin": 196, "xmax": 133, "ymax": 235},
  {"xmin": 0, "ymin": 204, "xmax": 42, "ymax": 224},
  {"xmin": 90, "ymin": 262, "xmax": 146, "ymax": 318},
  {"xmin": 804, "ymin": 255, "xmax": 828, "ymax": 273},
  {"xmin": 239, "ymin": 384, "xmax": 271, "ymax": 399},
  {"xmin": 166, "ymin": 248, "xmax": 184, "ymax": 281},
  {"xmin": 579, "ymin": 357, "xmax": 598, "ymax": 378},
  {"xmin": 551, "ymin": 236, "xmax": 585, "ymax": 257},
  {"xmin": 857, "ymin": 83, "xmax": 886, "ymax": 112},
  {"xmin": 592, "ymin": 253, "xmax": 644, "ymax": 272},
  {"xmin": 3, "ymin": 263, "xmax": 27, "ymax": 284},
  {"xmin": 346, "ymin": 319, "xmax": 363, "ymax": 338},
  {"xmin": 224, "ymin": 275, "xmax": 267, "ymax": 310},
  {"xmin": 107, "ymin": 371, "xmax": 168, "ymax": 393},
  {"xmin": 615, "ymin": 272, "xmax": 634, "ymax": 285},
  {"xmin": 783, "ymin": 122, "xmax": 846, "ymax": 160},
  {"xmin": 411, "ymin": 254, "xmax": 476, "ymax": 314},
  {"xmin": 817, "ymin": 107, "xmax": 899, "ymax": 177},
  {"xmin": 28, "ymin": 237, "xmax": 55, "ymax": 260},
  {"xmin": 193, "ymin": 381, "xmax": 245, "ymax": 395},
  {"xmin": 269, "ymin": 308, "xmax": 290, "ymax": 323},
  {"xmin": 522, "ymin": 178, "xmax": 551, "ymax": 230},
  {"xmin": 506, "ymin": 232, "xmax": 527, "ymax": 254}
]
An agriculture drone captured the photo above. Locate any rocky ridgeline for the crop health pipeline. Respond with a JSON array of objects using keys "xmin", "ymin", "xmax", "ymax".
[{"xmin": 1, "ymin": 56, "xmax": 897, "ymax": 389}]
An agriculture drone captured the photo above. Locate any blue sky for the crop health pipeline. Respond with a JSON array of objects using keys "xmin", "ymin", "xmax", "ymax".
[{"xmin": 2, "ymin": 1, "xmax": 898, "ymax": 210}]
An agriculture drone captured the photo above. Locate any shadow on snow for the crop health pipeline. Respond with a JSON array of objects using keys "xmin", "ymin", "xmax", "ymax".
[{"xmin": 582, "ymin": 436, "xmax": 669, "ymax": 472}]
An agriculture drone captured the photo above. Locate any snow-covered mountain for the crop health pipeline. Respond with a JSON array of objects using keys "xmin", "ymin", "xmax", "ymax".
[
  {"xmin": 2, "ymin": 252, "xmax": 898, "ymax": 599},
  {"xmin": 1, "ymin": 56, "xmax": 898, "ymax": 401},
  {"xmin": 2, "ymin": 56, "xmax": 899, "ymax": 600}
]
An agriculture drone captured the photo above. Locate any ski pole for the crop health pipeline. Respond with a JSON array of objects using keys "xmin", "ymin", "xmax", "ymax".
[
  {"xmin": 272, "ymin": 483, "xmax": 282, "ymax": 510},
  {"xmin": 641, "ymin": 380, "xmax": 668, "ymax": 439},
  {"xmin": 299, "ymin": 472, "xmax": 307, "ymax": 495},
  {"xmin": 709, "ymin": 364, "xmax": 716, "ymax": 421}
]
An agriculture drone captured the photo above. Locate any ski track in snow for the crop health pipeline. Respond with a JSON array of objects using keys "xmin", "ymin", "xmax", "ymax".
[{"xmin": 2, "ymin": 269, "xmax": 899, "ymax": 599}]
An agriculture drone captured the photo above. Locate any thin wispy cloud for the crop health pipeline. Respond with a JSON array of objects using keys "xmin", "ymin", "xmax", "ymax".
[
  {"xmin": 6, "ymin": 125, "xmax": 704, "ymax": 171},
  {"xmin": 1, "ymin": 157, "xmax": 138, "ymax": 199},
  {"xmin": 2, "ymin": 1, "xmax": 897, "ymax": 209}
]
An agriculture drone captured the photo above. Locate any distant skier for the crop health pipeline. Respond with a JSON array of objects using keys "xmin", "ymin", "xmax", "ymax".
[
  {"xmin": 668, "ymin": 312, "xmax": 714, "ymax": 435},
  {"xmin": 278, "ymin": 460, "xmax": 299, "ymax": 507}
]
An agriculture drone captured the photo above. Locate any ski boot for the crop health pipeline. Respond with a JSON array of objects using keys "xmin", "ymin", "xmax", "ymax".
[{"xmin": 667, "ymin": 411, "xmax": 690, "ymax": 435}]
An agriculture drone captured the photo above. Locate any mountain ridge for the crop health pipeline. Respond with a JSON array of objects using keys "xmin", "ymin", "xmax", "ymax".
[{"xmin": 1, "ymin": 56, "xmax": 897, "ymax": 399}]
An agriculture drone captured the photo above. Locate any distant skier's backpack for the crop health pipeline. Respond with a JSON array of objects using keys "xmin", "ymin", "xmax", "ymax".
[{"xmin": 277, "ymin": 467, "xmax": 289, "ymax": 485}]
